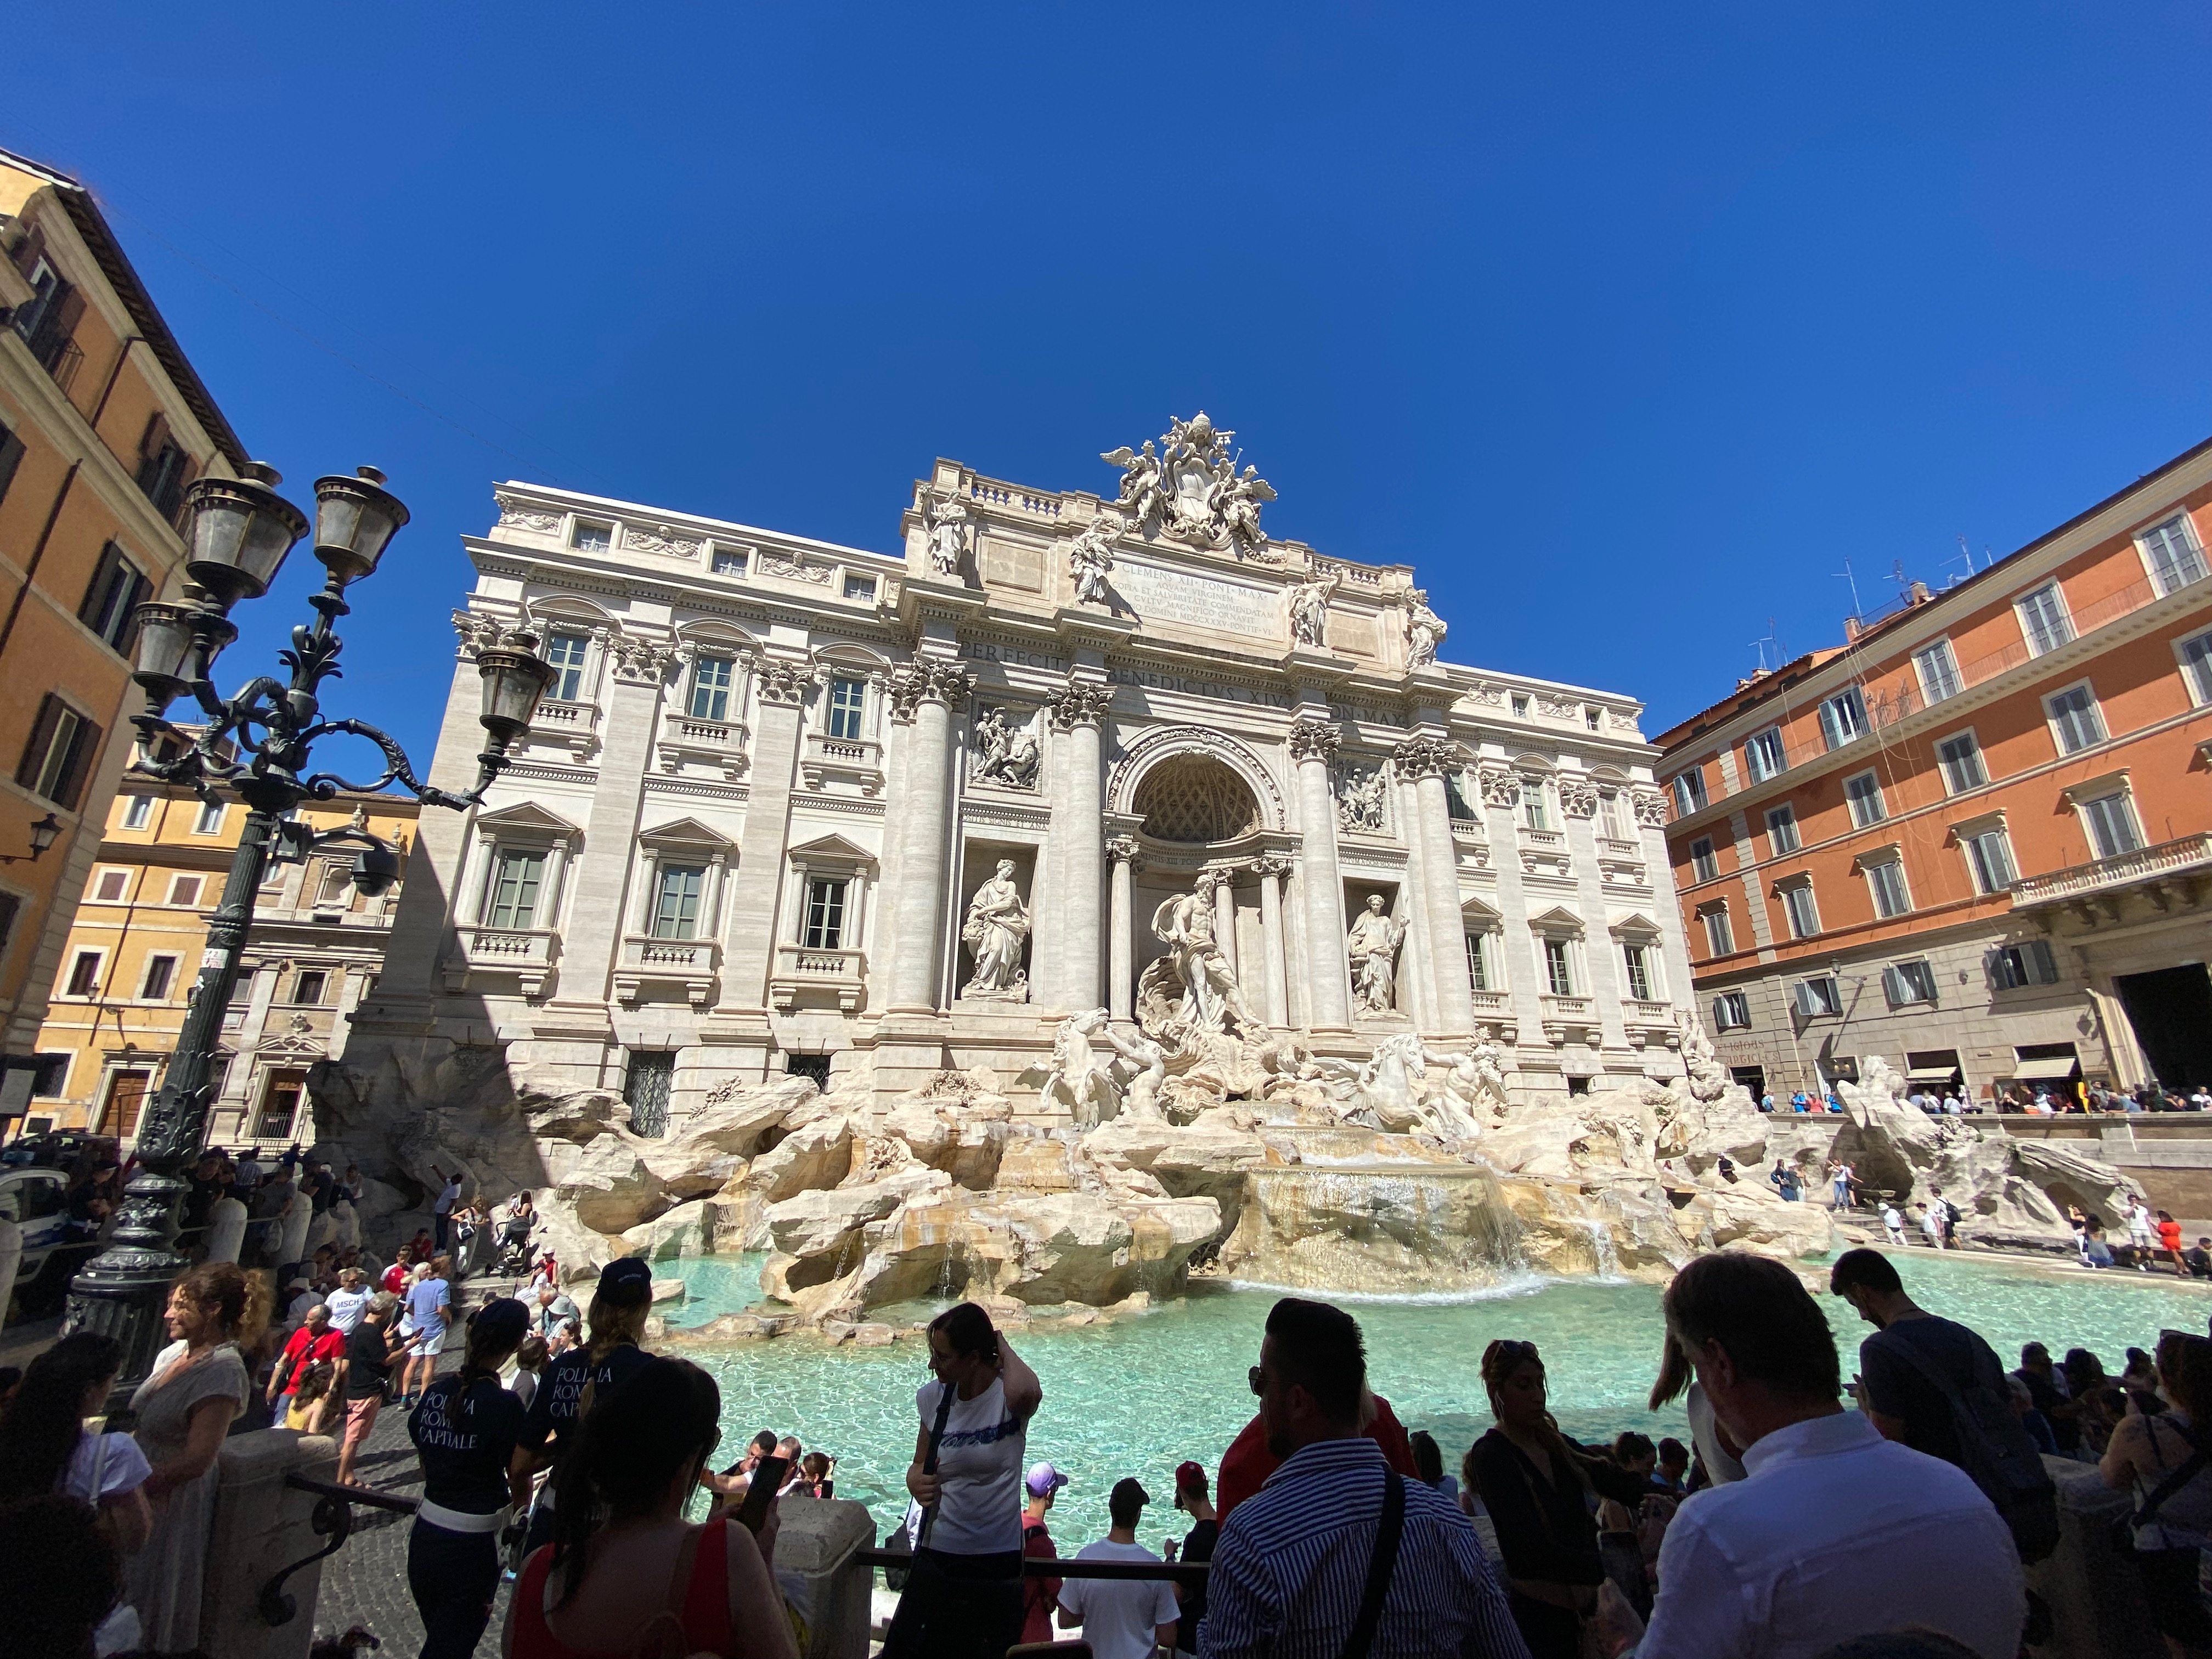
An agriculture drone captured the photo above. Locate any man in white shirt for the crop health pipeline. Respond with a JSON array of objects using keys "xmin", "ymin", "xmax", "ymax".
[
  {"xmin": 1599, "ymin": 1252, "xmax": 2023, "ymax": 1659},
  {"xmin": 1880, "ymin": 1203, "xmax": 1908, "ymax": 1246},
  {"xmin": 1060, "ymin": 1477, "xmax": 1180, "ymax": 1659}
]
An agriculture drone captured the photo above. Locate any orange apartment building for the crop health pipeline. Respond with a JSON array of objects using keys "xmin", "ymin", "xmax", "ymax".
[
  {"xmin": 0, "ymin": 145, "xmax": 247, "ymax": 1109},
  {"xmin": 1656, "ymin": 435, "xmax": 2212, "ymax": 1104}
]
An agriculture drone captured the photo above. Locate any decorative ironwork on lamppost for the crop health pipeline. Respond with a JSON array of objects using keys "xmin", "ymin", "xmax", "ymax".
[{"xmin": 65, "ymin": 463, "xmax": 555, "ymax": 1397}]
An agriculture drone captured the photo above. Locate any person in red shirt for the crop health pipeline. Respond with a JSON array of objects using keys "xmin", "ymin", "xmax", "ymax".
[
  {"xmin": 1214, "ymin": 1387, "xmax": 1419, "ymax": 1520},
  {"xmin": 2158, "ymin": 1210, "xmax": 2187, "ymax": 1274},
  {"xmin": 381, "ymin": 1245, "xmax": 414, "ymax": 1296},
  {"xmin": 1019, "ymin": 1460, "xmax": 1068, "ymax": 1645},
  {"xmin": 268, "ymin": 1303, "xmax": 346, "ymax": 1412}
]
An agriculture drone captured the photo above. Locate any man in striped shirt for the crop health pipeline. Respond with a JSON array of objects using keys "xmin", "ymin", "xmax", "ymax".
[{"xmin": 1201, "ymin": 1299, "xmax": 1530, "ymax": 1659}]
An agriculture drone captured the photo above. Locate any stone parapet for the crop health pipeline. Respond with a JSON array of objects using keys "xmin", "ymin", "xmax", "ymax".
[{"xmin": 200, "ymin": 1427, "xmax": 338, "ymax": 1659}]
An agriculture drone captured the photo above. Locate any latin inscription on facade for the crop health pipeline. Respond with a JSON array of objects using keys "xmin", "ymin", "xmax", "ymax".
[
  {"xmin": 1107, "ymin": 663, "xmax": 1294, "ymax": 709},
  {"xmin": 1112, "ymin": 560, "xmax": 1279, "ymax": 640}
]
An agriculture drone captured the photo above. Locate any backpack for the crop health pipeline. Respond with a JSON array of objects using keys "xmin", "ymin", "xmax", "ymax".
[{"xmin": 1880, "ymin": 1323, "xmax": 2060, "ymax": 1563}]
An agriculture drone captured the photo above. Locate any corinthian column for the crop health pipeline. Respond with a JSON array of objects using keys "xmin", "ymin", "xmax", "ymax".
[
  {"xmin": 1395, "ymin": 735, "xmax": 1477, "ymax": 1035},
  {"xmin": 1107, "ymin": 835, "xmax": 1141, "ymax": 1023},
  {"xmin": 1251, "ymin": 853, "xmax": 1291, "ymax": 1027},
  {"xmin": 1046, "ymin": 680, "xmax": 1114, "ymax": 1011},
  {"xmin": 883, "ymin": 659, "xmax": 974, "ymax": 1013},
  {"xmin": 1288, "ymin": 717, "xmax": 1352, "ymax": 1031}
]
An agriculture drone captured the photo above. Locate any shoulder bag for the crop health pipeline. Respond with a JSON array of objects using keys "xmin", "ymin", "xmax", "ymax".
[{"xmin": 1340, "ymin": 1468, "xmax": 1406, "ymax": 1659}]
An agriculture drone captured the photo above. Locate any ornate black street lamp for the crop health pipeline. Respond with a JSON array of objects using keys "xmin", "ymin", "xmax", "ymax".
[{"xmin": 65, "ymin": 463, "xmax": 555, "ymax": 1395}]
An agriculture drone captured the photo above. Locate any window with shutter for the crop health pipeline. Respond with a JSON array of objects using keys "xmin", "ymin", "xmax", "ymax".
[
  {"xmin": 25, "ymin": 280, "xmax": 83, "ymax": 376},
  {"xmin": 79, "ymin": 543, "xmax": 150, "ymax": 652},
  {"xmin": 1713, "ymin": 991, "xmax": 1750, "ymax": 1029},
  {"xmin": 1689, "ymin": 837, "xmax": 1718, "ymax": 882},
  {"xmin": 1701, "ymin": 907, "xmax": 1734, "ymax": 957},
  {"xmin": 1936, "ymin": 732, "xmax": 1987, "ymax": 793},
  {"xmin": 0, "ymin": 420, "xmax": 25, "ymax": 509},
  {"xmin": 133, "ymin": 415, "xmax": 193, "ymax": 523},
  {"xmin": 1744, "ymin": 727, "xmax": 1785, "ymax": 782},
  {"xmin": 1914, "ymin": 640, "xmax": 1963, "ymax": 703},
  {"xmin": 2183, "ymin": 630, "xmax": 2212, "ymax": 704},
  {"xmin": 1765, "ymin": 803, "xmax": 1799, "ymax": 854},
  {"xmin": 1965, "ymin": 829, "xmax": 2016, "ymax": 894},
  {"xmin": 0, "ymin": 891, "xmax": 20, "ymax": 963},
  {"xmin": 2017, "ymin": 584, "xmax": 2073, "ymax": 656},
  {"xmin": 2140, "ymin": 516, "xmax": 2208, "ymax": 596},
  {"xmin": 2080, "ymin": 792, "xmax": 2141, "ymax": 860},
  {"xmin": 1867, "ymin": 860, "xmax": 1911, "ymax": 918},
  {"xmin": 1844, "ymin": 772, "xmax": 1886, "ymax": 827},
  {"xmin": 1819, "ymin": 688, "xmax": 1870, "ymax": 751},
  {"xmin": 16, "ymin": 694, "xmax": 99, "ymax": 810},
  {"xmin": 2045, "ymin": 685, "xmax": 2104, "ymax": 755}
]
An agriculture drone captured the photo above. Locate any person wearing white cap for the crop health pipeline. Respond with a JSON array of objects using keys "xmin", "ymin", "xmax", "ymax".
[{"xmin": 1022, "ymin": 1462, "xmax": 1069, "ymax": 1645}]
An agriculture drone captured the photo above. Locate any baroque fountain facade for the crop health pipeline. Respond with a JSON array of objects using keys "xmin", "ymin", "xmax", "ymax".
[{"xmin": 318, "ymin": 417, "xmax": 2142, "ymax": 1322}]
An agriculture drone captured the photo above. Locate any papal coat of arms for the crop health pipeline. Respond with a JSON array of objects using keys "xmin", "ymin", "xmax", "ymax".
[{"xmin": 1101, "ymin": 411, "xmax": 1278, "ymax": 561}]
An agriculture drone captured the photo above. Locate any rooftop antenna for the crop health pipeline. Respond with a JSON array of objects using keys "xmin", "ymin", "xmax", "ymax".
[
  {"xmin": 1946, "ymin": 535, "xmax": 1976, "ymax": 587},
  {"xmin": 1832, "ymin": 557, "xmax": 1864, "ymax": 618}
]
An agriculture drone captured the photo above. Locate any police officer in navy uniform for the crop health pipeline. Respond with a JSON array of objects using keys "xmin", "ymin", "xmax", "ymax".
[
  {"xmin": 507, "ymin": 1255, "xmax": 657, "ymax": 1556},
  {"xmin": 407, "ymin": 1296, "xmax": 530, "ymax": 1658}
]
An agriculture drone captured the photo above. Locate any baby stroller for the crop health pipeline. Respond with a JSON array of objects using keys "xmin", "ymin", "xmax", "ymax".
[{"xmin": 495, "ymin": 1211, "xmax": 538, "ymax": 1278}]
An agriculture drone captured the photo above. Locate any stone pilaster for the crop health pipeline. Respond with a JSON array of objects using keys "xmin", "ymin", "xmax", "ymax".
[
  {"xmin": 883, "ymin": 659, "xmax": 975, "ymax": 1012},
  {"xmin": 716, "ymin": 657, "xmax": 813, "ymax": 1021},
  {"xmin": 1288, "ymin": 717, "xmax": 1352, "ymax": 1031},
  {"xmin": 1044, "ymin": 680, "xmax": 1113, "ymax": 1012},
  {"xmin": 1107, "ymin": 836, "xmax": 1140, "ymax": 1024},
  {"xmin": 552, "ymin": 644, "xmax": 678, "ymax": 1009},
  {"xmin": 1395, "ymin": 736, "xmax": 1476, "ymax": 1036}
]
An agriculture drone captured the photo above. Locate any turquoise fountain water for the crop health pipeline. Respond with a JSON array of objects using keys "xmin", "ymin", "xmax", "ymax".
[{"xmin": 664, "ymin": 1252, "xmax": 2211, "ymax": 1545}]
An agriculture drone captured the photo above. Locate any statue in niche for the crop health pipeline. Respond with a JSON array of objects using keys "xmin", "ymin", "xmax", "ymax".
[
  {"xmin": 923, "ymin": 493, "xmax": 970, "ymax": 579},
  {"xmin": 969, "ymin": 707, "xmax": 1040, "ymax": 789},
  {"xmin": 1403, "ymin": 588, "xmax": 1447, "ymax": 667},
  {"xmin": 1139, "ymin": 871, "xmax": 1263, "ymax": 1045},
  {"xmin": 1068, "ymin": 514, "xmax": 1117, "ymax": 606},
  {"xmin": 1336, "ymin": 765, "xmax": 1387, "ymax": 833},
  {"xmin": 1345, "ymin": 894, "xmax": 1406, "ymax": 1016},
  {"xmin": 959, "ymin": 859, "xmax": 1031, "ymax": 1000},
  {"xmin": 1288, "ymin": 568, "xmax": 1339, "ymax": 647}
]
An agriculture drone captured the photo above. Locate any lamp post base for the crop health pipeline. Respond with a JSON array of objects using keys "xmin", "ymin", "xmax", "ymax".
[{"xmin": 64, "ymin": 1166, "xmax": 191, "ymax": 1404}]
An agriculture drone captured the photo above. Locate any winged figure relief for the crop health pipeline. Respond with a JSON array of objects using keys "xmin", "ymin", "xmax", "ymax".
[{"xmin": 1099, "ymin": 441, "xmax": 1165, "ymax": 529}]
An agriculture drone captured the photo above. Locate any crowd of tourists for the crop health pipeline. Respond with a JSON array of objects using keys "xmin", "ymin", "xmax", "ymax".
[{"xmin": 10, "ymin": 1224, "xmax": 2212, "ymax": 1658}]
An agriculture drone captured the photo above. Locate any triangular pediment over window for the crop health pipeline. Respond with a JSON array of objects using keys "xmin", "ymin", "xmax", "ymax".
[
  {"xmin": 1607, "ymin": 911, "xmax": 1663, "ymax": 940},
  {"xmin": 476, "ymin": 800, "xmax": 582, "ymax": 837},
  {"xmin": 638, "ymin": 816, "xmax": 737, "ymax": 850},
  {"xmin": 1527, "ymin": 905, "xmax": 1586, "ymax": 935},
  {"xmin": 786, "ymin": 832, "xmax": 877, "ymax": 870}
]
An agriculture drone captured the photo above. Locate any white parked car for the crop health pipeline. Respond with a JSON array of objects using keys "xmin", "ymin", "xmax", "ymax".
[{"xmin": 0, "ymin": 1167, "xmax": 71, "ymax": 1284}]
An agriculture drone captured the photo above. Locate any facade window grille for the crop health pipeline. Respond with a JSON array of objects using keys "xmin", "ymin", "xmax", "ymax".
[{"xmin": 624, "ymin": 1049, "xmax": 676, "ymax": 1138}]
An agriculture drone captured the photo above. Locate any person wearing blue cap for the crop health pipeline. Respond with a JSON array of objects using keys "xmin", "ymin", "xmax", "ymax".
[
  {"xmin": 407, "ymin": 1295, "xmax": 530, "ymax": 1658},
  {"xmin": 508, "ymin": 1255, "xmax": 658, "ymax": 1559}
]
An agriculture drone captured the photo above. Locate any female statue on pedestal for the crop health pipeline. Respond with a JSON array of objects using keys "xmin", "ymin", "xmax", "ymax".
[
  {"xmin": 1345, "ymin": 894, "xmax": 1405, "ymax": 1015},
  {"xmin": 959, "ymin": 859, "xmax": 1030, "ymax": 1000}
]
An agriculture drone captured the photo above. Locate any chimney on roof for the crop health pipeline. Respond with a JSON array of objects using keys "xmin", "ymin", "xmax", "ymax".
[
  {"xmin": 1910, "ymin": 580, "xmax": 1931, "ymax": 605},
  {"xmin": 1843, "ymin": 615, "xmax": 1864, "ymax": 643}
]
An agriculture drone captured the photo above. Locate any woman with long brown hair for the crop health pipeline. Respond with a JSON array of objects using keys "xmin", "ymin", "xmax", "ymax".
[
  {"xmin": 126, "ymin": 1260, "xmax": 264, "ymax": 1647},
  {"xmin": 2102, "ymin": 1330, "xmax": 2212, "ymax": 1658},
  {"xmin": 1465, "ymin": 1338, "xmax": 1651, "ymax": 1659}
]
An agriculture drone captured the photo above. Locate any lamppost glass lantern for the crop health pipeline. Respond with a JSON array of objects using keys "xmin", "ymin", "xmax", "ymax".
[
  {"xmin": 183, "ymin": 468, "xmax": 308, "ymax": 608},
  {"xmin": 473, "ymin": 628, "xmax": 556, "ymax": 750},
  {"xmin": 27, "ymin": 814, "xmax": 58, "ymax": 856},
  {"xmin": 311, "ymin": 465, "xmax": 411, "ymax": 586},
  {"xmin": 129, "ymin": 600, "xmax": 236, "ymax": 712}
]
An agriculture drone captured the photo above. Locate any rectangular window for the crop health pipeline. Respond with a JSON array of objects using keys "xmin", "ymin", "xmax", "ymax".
[
  {"xmin": 193, "ymin": 800, "xmax": 224, "ymax": 835},
  {"xmin": 1965, "ymin": 828, "xmax": 2016, "ymax": 894},
  {"xmin": 2080, "ymin": 792, "xmax": 2141, "ymax": 860},
  {"xmin": 29, "ymin": 1054, "xmax": 69, "ymax": 1098},
  {"xmin": 168, "ymin": 875, "xmax": 202, "ymax": 906},
  {"xmin": 1795, "ymin": 976, "xmax": 1843, "ymax": 1018},
  {"xmin": 1884, "ymin": 961, "xmax": 1937, "ymax": 1006},
  {"xmin": 120, "ymin": 794, "xmax": 152, "ymax": 831},
  {"xmin": 1621, "ymin": 943, "xmax": 1655, "ymax": 1001},
  {"xmin": 688, "ymin": 655, "xmax": 735, "ymax": 721},
  {"xmin": 1511, "ymin": 693, "xmax": 1530, "ymax": 718},
  {"xmin": 1713, "ymin": 991, "xmax": 1750, "ymax": 1030},
  {"xmin": 1765, "ymin": 803, "xmax": 1799, "ymax": 854},
  {"xmin": 78, "ymin": 543, "xmax": 151, "ymax": 652},
  {"xmin": 711, "ymin": 548, "xmax": 747, "ymax": 576},
  {"xmin": 651, "ymin": 865, "xmax": 705, "ymax": 940},
  {"xmin": 571, "ymin": 520, "xmax": 612, "ymax": 552},
  {"xmin": 1782, "ymin": 882, "xmax": 1820, "ymax": 939},
  {"xmin": 1464, "ymin": 932, "xmax": 1493, "ymax": 991},
  {"xmin": 1867, "ymin": 859, "xmax": 1911, "ymax": 918},
  {"xmin": 1914, "ymin": 639, "xmax": 1963, "ymax": 704},
  {"xmin": 827, "ymin": 678, "xmax": 866, "ymax": 741},
  {"xmin": 93, "ymin": 870, "xmax": 127, "ymax": 902},
  {"xmin": 317, "ymin": 862, "xmax": 356, "ymax": 906},
  {"xmin": 2046, "ymin": 684, "xmax": 2105, "ymax": 754},
  {"xmin": 1542, "ymin": 938, "xmax": 1575, "ymax": 996},
  {"xmin": 66, "ymin": 951, "xmax": 100, "ymax": 997},
  {"xmin": 1584, "ymin": 707, "xmax": 1602, "ymax": 732},
  {"xmin": 803, "ymin": 876, "xmax": 848, "ymax": 950},
  {"xmin": 12, "ymin": 258, "xmax": 60, "ymax": 343},
  {"xmin": 2141, "ymin": 515, "xmax": 2208, "ymax": 596},
  {"xmin": 1702, "ymin": 907, "xmax": 1734, "ymax": 957},
  {"xmin": 1844, "ymin": 771, "xmax": 1887, "ymax": 828},
  {"xmin": 2017, "ymin": 582, "xmax": 2073, "ymax": 656},
  {"xmin": 1670, "ymin": 770, "xmax": 1707, "ymax": 815},
  {"xmin": 1936, "ymin": 732, "xmax": 1987, "ymax": 793},
  {"xmin": 140, "ymin": 955, "xmax": 176, "ymax": 1000},
  {"xmin": 0, "ymin": 417, "xmax": 25, "ymax": 510},
  {"xmin": 292, "ymin": 969, "xmax": 328, "ymax": 1006},
  {"xmin": 1818, "ymin": 687, "xmax": 1870, "ymax": 750},
  {"xmin": 544, "ymin": 631, "xmax": 591, "ymax": 702},
  {"xmin": 843, "ymin": 574, "xmax": 877, "ymax": 601},
  {"xmin": 1520, "ymin": 780, "xmax": 1551, "ymax": 832},
  {"xmin": 15, "ymin": 695, "xmax": 100, "ymax": 810},
  {"xmin": 1743, "ymin": 727, "xmax": 1786, "ymax": 782},
  {"xmin": 1689, "ymin": 837, "xmax": 1718, "ymax": 882},
  {"xmin": 1993, "ymin": 939, "xmax": 2061, "ymax": 989},
  {"xmin": 2183, "ymin": 630, "xmax": 2212, "ymax": 704},
  {"xmin": 486, "ymin": 850, "xmax": 546, "ymax": 929},
  {"xmin": 1596, "ymin": 790, "xmax": 1627, "ymax": 840}
]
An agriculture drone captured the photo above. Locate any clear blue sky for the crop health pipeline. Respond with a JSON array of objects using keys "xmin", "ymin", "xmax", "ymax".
[{"xmin": 16, "ymin": 4, "xmax": 2212, "ymax": 763}]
